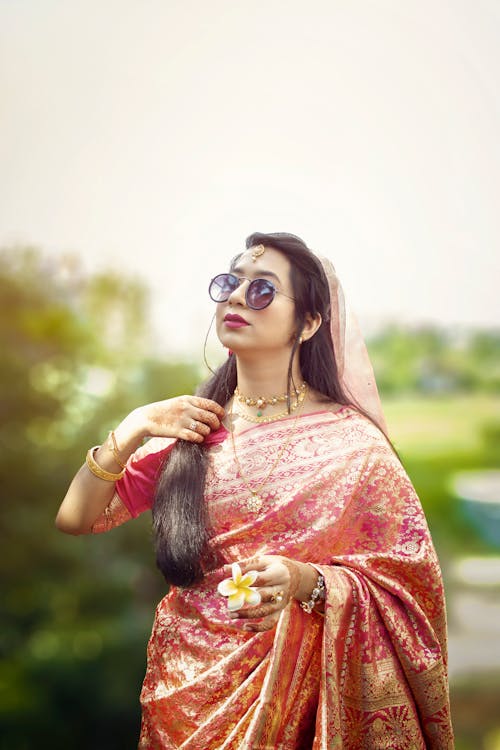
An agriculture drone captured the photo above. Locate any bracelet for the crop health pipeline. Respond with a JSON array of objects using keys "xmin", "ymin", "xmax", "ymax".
[
  {"xmin": 85, "ymin": 446, "xmax": 126, "ymax": 482},
  {"xmin": 108, "ymin": 430, "xmax": 127, "ymax": 469},
  {"xmin": 300, "ymin": 572, "xmax": 326, "ymax": 614}
]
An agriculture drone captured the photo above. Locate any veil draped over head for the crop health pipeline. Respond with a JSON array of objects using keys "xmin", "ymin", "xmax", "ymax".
[{"xmin": 319, "ymin": 256, "xmax": 388, "ymax": 438}]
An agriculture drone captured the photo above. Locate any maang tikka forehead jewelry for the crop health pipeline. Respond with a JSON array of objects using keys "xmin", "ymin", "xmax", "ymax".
[{"xmin": 251, "ymin": 244, "xmax": 265, "ymax": 262}]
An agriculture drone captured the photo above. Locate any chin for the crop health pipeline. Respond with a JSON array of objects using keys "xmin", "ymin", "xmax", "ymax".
[
  {"xmin": 217, "ymin": 327, "xmax": 250, "ymax": 349},
  {"xmin": 218, "ymin": 338, "xmax": 249, "ymax": 354}
]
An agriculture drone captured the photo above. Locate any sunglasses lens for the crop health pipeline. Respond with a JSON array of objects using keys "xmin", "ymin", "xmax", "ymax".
[
  {"xmin": 247, "ymin": 279, "xmax": 275, "ymax": 309},
  {"xmin": 209, "ymin": 274, "xmax": 238, "ymax": 302}
]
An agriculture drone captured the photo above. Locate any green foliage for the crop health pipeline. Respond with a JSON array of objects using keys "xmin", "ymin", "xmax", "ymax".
[
  {"xmin": 0, "ymin": 247, "xmax": 200, "ymax": 748},
  {"xmin": 367, "ymin": 324, "xmax": 500, "ymax": 394}
]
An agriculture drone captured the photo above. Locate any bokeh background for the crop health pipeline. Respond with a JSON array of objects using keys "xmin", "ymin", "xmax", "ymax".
[{"xmin": 1, "ymin": 2, "xmax": 499, "ymax": 748}]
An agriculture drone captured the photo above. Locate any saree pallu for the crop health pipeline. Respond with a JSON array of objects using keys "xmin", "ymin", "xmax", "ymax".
[{"xmin": 93, "ymin": 407, "xmax": 454, "ymax": 749}]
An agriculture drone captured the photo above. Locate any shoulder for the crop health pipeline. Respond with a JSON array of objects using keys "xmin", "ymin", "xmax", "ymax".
[
  {"xmin": 305, "ymin": 405, "xmax": 402, "ymax": 474},
  {"xmin": 306, "ymin": 403, "xmax": 389, "ymax": 445},
  {"xmin": 128, "ymin": 436, "xmax": 177, "ymax": 466}
]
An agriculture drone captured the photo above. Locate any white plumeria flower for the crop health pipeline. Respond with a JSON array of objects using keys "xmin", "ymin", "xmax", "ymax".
[{"xmin": 217, "ymin": 563, "xmax": 262, "ymax": 612}]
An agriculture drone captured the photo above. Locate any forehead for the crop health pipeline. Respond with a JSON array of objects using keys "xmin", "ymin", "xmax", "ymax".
[{"xmin": 231, "ymin": 246, "xmax": 291, "ymax": 279}]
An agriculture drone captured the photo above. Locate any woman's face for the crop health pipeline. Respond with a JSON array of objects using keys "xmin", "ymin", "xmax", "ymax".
[{"xmin": 214, "ymin": 246, "xmax": 298, "ymax": 357}]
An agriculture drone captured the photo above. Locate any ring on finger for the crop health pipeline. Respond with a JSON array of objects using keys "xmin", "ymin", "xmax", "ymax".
[
  {"xmin": 189, "ymin": 420, "xmax": 198, "ymax": 432},
  {"xmin": 270, "ymin": 590, "xmax": 285, "ymax": 604}
]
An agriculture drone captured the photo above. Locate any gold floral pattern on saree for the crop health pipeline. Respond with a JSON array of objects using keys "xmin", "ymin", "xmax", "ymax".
[{"xmin": 97, "ymin": 408, "xmax": 454, "ymax": 749}]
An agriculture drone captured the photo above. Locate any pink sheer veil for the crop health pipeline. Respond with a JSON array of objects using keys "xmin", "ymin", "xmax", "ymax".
[{"xmin": 319, "ymin": 256, "xmax": 389, "ymax": 438}]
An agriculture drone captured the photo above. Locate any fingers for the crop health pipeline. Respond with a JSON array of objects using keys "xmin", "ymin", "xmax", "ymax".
[
  {"xmin": 178, "ymin": 397, "xmax": 226, "ymax": 443},
  {"xmin": 232, "ymin": 604, "xmax": 269, "ymax": 620},
  {"xmin": 234, "ymin": 555, "xmax": 287, "ymax": 586},
  {"xmin": 145, "ymin": 395, "xmax": 225, "ymax": 441},
  {"xmin": 235, "ymin": 556, "xmax": 289, "ymax": 589},
  {"xmin": 236, "ymin": 556, "xmax": 271, "ymax": 575},
  {"xmin": 181, "ymin": 422, "xmax": 206, "ymax": 443},
  {"xmin": 186, "ymin": 398, "xmax": 225, "ymax": 435},
  {"xmin": 192, "ymin": 398, "xmax": 225, "ymax": 429},
  {"xmin": 264, "ymin": 587, "xmax": 287, "ymax": 606},
  {"xmin": 222, "ymin": 556, "xmax": 299, "ymax": 629},
  {"xmin": 233, "ymin": 590, "xmax": 287, "ymax": 620},
  {"xmin": 244, "ymin": 586, "xmax": 287, "ymax": 606},
  {"xmin": 193, "ymin": 397, "xmax": 225, "ymax": 419},
  {"xmin": 243, "ymin": 612, "xmax": 281, "ymax": 633},
  {"xmin": 186, "ymin": 419, "xmax": 211, "ymax": 437}
]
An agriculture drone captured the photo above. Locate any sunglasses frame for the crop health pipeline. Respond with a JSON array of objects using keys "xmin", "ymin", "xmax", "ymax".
[{"xmin": 209, "ymin": 273, "xmax": 295, "ymax": 311}]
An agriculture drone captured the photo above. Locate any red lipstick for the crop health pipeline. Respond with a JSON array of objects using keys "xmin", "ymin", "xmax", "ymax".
[{"xmin": 224, "ymin": 313, "xmax": 249, "ymax": 328}]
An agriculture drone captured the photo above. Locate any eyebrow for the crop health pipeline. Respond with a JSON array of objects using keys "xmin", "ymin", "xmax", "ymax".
[{"xmin": 230, "ymin": 265, "xmax": 282, "ymax": 284}]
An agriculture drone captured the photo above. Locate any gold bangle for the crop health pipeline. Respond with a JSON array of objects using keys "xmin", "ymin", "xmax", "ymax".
[
  {"xmin": 108, "ymin": 430, "xmax": 127, "ymax": 469},
  {"xmin": 86, "ymin": 446, "xmax": 126, "ymax": 482}
]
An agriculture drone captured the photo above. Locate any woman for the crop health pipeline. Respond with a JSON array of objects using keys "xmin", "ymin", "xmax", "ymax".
[{"xmin": 56, "ymin": 232, "xmax": 454, "ymax": 749}]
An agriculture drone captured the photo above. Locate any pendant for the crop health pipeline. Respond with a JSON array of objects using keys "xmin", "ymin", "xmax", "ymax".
[{"xmin": 246, "ymin": 491, "xmax": 264, "ymax": 512}]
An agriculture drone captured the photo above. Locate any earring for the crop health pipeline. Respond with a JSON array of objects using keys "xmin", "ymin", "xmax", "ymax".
[{"xmin": 299, "ymin": 335, "xmax": 304, "ymax": 344}]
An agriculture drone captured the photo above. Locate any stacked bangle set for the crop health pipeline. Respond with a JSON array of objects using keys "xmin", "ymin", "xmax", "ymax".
[{"xmin": 85, "ymin": 431, "xmax": 126, "ymax": 482}]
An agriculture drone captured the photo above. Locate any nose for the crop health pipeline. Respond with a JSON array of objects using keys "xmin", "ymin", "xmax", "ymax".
[{"xmin": 227, "ymin": 278, "xmax": 248, "ymax": 307}]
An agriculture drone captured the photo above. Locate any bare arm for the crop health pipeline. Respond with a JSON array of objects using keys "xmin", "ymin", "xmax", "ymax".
[{"xmin": 55, "ymin": 396, "xmax": 225, "ymax": 535}]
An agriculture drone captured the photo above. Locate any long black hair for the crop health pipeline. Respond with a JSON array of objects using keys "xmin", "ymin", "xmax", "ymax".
[{"xmin": 153, "ymin": 232, "xmax": 378, "ymax": 587}]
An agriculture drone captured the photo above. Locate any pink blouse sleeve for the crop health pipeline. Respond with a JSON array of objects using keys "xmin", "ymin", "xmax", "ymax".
[
  {"xmin": 91, "ymin": 425, "xmax": 228, "ymax": 532},
  {"xmin": 115, "ymin": 437, "xmax": 177, "ymax": 517}
]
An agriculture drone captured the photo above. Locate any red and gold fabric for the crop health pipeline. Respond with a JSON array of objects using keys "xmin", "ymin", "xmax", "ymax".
[{"xmin": 92, "ymin": 406, "xmax": 454, "ymax": 749}]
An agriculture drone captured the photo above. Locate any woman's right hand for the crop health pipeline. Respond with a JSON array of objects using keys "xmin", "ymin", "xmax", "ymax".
[{"xmin": 133, "ymin": 395, "xmax": 226, "ymax": 444}]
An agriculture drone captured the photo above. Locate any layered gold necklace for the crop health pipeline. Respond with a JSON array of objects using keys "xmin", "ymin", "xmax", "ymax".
[
  {"xmin": 229, "ymin": 385, "xmax": 308, "ymax": 512},
  {"xmin": 233, "ymin": 381, "xmax": 307, "ymax": 423}
]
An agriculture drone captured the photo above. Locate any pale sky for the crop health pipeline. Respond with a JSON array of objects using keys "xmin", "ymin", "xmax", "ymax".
[{"xmin": 1, "ymin": 0, "xmax": 499, "ymax": 355}]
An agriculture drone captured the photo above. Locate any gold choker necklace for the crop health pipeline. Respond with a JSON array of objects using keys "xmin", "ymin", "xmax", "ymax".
[
  {"xmin": 234, "ymin": 381, "xmax": 307, "ymax": 418},
  {"xmin": 233, "ymin": 385, "xmax": 307, "ymax": 424}
]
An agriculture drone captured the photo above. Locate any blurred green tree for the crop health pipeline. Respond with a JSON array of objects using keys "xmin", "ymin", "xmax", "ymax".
[
  {"xmin": 367, "ymin": 323, "xmax": 500, "ymax": 394},
  {"xmin": 0, "ymin": 247, "xmax": 201, "ymax": 749}
]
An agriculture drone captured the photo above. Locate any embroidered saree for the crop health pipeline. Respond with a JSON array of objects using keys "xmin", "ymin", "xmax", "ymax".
[{"xmin": 92, "ymin": 406, "xmax": 454, "ymax": 749}]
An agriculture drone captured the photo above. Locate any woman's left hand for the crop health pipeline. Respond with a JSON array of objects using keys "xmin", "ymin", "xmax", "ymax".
[{"xmin": 223, "ymin": 554, "xmax": 314, "ymax": 632}]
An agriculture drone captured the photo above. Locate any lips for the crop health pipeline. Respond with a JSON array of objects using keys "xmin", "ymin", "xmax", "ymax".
[{"xmin": 224, "ymin": 313, "xmax": 249, "ymax": 328}]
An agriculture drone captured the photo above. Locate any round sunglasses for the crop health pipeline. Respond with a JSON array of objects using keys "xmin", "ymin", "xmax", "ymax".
[{"xmin": 208, "ymin": 273, "xmax": 295, "ymax": 310}]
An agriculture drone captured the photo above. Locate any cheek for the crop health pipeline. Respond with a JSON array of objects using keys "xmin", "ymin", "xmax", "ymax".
[
  {"xmin": 215, "ymin": 309, "xmax": 225, "ymax": 336},
  {"xmin": 265, "ymin": 310, "xmax": 297, "ymax": 341}
]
